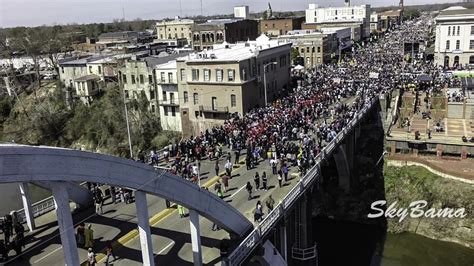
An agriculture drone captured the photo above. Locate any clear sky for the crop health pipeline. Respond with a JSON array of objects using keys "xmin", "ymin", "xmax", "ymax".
[{"xmin": 0, "ymin": 0, "xmax": 460, "ymax": 28}]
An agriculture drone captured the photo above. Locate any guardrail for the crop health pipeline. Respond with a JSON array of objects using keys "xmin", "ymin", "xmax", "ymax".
[{"xmin": 224, "ymin": 96, "xmax": 378, "ymax": 266}]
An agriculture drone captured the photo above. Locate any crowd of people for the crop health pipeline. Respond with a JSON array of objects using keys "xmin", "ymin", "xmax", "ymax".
[{"xmin": 147, "ymin": 16, "xmax": 447, "ymax": 224}]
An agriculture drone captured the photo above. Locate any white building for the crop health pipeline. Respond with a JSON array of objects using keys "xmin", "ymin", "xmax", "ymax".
[
  {"xmin": 234, "ymin": 5, "xmax": 249, "ymax": 19},
  {"xmin": 434, "ymin": 7, "xmax": 474, "ymax": 67},
  {"xmin": 155, "ymin": 60, "xmax": 182, "ymax": 132},
  {"xmin": 156, "ymin": 18, "xmax": 195, "ymax": 45},
  {"xmin": 305, "ymin": 3, "xmax": 371, "ymax": 38}
]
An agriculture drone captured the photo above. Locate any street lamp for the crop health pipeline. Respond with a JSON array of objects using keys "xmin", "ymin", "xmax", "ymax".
[{"xmin": 263, "ymin": 61, "xmax": 278, "ymax": 106}]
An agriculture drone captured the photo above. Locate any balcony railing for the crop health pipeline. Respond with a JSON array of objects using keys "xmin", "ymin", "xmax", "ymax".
[{"xmin": 199, "ymin": 105, "xmax": 229, "ymax": 113}]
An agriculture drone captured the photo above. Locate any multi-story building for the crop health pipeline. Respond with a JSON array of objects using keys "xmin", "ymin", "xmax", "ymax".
[
  {"xmin": 234, "ymin": 5, "xmax": 250, "ymax": 19},
  {"xmin": 278, "ymin": 30, "xmax": 339, "ymax": 67},
  {"xmin": 260, "ymin": 17, "xmax": 305, "ymax": 37},
  {"xmin": 379, "ymin": 10, "xmax": 402, "ymax": 32},
  {"xmin": 191, "ymin": 19, "xmax": 259, "ymax": 51},
  {"xmin": 177, "ymin": 34, "xmax": 291, "ymax": 136},
  {"xmin": 156, "ymin": 18, "xmax": 195, "ymax": 46},
  {"xmin": 155, "ymin": 60, "xmax": 182, "ymax": 132},
  {"xmin": 370, "ymin": 12, "xmax": 381, "ymax": 33},
  {"xmin": 120, "ymin": 53, "xmax": 187, "ymax": 114},
  {"xmin": 305, "ymin": 3, "xmax": 371, "ymax": 38},
  {"xmin": 434, "ymin": 7, "xmax": 474, "ymax": 67}
]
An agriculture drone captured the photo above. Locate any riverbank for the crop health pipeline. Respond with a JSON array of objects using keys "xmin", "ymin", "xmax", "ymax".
[{"xmin": 383, "ymin": 165, "xmax": 473, "ymax": 248}]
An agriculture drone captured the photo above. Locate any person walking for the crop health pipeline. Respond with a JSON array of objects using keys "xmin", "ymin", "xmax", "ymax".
[
  {"xmin": 254, "ymin": 201, "xmax": 264, "ymax": 222},
  {"xmin": 245, "ymin": 182, "xmax": 253, "ymax": 200},
  {"xmin": 254, "ymin": 172, "xmax": 260, "ymax": 191},
  {"xmin": 246, "ymin": 155, "xmax": 252, "ymax": 170},
  {"xmin": 265, "ymin": 195, "xmax": 275, "ymax": 211},
  {"xmin": 282, "ymin": 163, "xmax": 289, "ymax": 182},
  {"xmin": 94, "ymin": 188, "xmax": 103, "ymax": 215},
  {"xmin": 76, "ymin": 222, "xmax": 86, "ymax": 247},
  {"xmin": 177, "ymin": 205, "xmax": 186, "ymax": 218},
  {"xmin": 262, "ymin": 171, "xmax": 268, "ymax": 191},
  {"xmin": 225, "ymin": 160, "xmax": 233, "ymax": 177},
  {"xmin": 277, "ymin": 173, "xmax": 283, "ymax": 188},
  {"xmin": 87, "ymin": 248, "xmax": 97, "ymax": 266},
  {"xmin": 221, "ymin": 175, "xmax": 230, "ymax": 193},
  {"xmin": 214, "ymin": 181, "xmax": 224, "ymax": 199},
  {"xmin": 105, "ymin": 241, "xmax": 117, "ymax": 265},
  {"xmin": 214, "ymin": 159, "xmax": 220, "ymax": 177},
  {"xmin": 84, "ymin": 224, "xmax": 94, "ymax": 249},
  {"xmin": 12, "ymin": 235, "xmax": 23, "ymax": 260}
]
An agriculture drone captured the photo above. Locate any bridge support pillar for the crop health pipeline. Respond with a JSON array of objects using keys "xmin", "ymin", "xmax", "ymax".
[
  {"xmin": 334, "ymin": 144, "xmax": 351, "ymax": 192},
  {"xmin": 135, "ymin": 191, "xmax": 155, "ymax": 266},
  {"xmin": 19, "ymin": 183, "xmax": 36, "ymax": 232},
  {"xmin": 189, "ymin": 209, "xmax": 203, "ymax": 266},
  {"xmin": 51, "ymin": 181, "xmax": 80, "ymax": 266}
]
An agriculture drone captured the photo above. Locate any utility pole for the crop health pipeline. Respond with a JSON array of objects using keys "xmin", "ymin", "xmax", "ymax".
[{"xmin": 200, "ymin": 0, "xmax": 203, "ymax": 16}]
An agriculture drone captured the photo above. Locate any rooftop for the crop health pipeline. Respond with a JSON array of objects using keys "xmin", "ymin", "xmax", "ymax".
[
  {"xmin": 99, "ymin": 31, "xmax": 139, "ymax": 39},
  {"xmin": 180, "ymin": 34, "xmax": 289, "ymax": 63},
  {"xmin": 200, "ymin": 18, "xmax": 242, "ymax": 26},
  {"xmin": 436, "ymin": 7, "xmax": 474, "ymax": 20},
  {"xmin": 75, "ymin": 74, "xmax": 100, "ymax": 82}
]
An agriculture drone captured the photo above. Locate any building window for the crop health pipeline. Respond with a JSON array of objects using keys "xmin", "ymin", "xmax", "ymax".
[
  {"xmin": 125, "ymin": 90, "xmax": 129, "ymax": 99},
  {"xmin": 150, "ymin": 90, "xmax": 155, "ymax": 100},
  {"xmin": 231, "ymin": 94, "xmax": 236, "ymax": 107},
  {"xmin": 98, "ymin": 66, "xmax": 102, "ymax": 74},
  {"xmin": 312, "ymin": 47, "xmax": 315, "ymax": 53},
  {"xmin": 170, "ymin": 93, "xmax": 175, "ymax": 104},
  {"xmin": 148, "ymin": 75, "xmax": 153, "ymax": 84},
  {"xmin": 180, "ymin": 69, "xmax": 186, "ymax": 81},
  {"xmin": 161, "ymin": 72, "xmax": 166, "ymax": 82},
  {"xmin": 61, "ymin": 67, "xmax": 64, "ymax": 74},
  {"xmin": 448, "ymin": 26, "xmax": 451, "ymax": 36},
  {"xmin": 470, "ymin": 55, "xmax": 474, "ymax": 64},
  {"xmin": 317, "ymin": 57, "xmax": 321, "ymax": 64},
  {"xmin": 470, "ymin": 40, "xmax": 474, "ymax": 50},
  {"xmin": 457, "ymin": 26, "xmax": 460, "ymax": 36},
  {"xmin": 446, "ymin": 40, "xmax": 450, "ymax": 50},
  {"xmin": 151, "ymin": 105, "xmax": 156, "ymax": 113},
  {"xmin": 306, "ymin": 47, "xmax": 310, "ymax": 53},
  {"xmin": 171, "ymin": 106, "xmax": 176, "ymax": 116},
  {"xmin": 211, "ymin": 97, "xmax": 217, "ymax": 111},
  {"xmin": 456, "ymin": 40, "xmax": 460, "ymax": 50},
  {"xmin": 204, "ymin": 69, "xmax": 210, "ymax": 81},
  {"xmin": 192, "ymin": 69, "xmax": 199, "ymax": 81},
  {"xmin": 164, "ymin": 106, "xmax": 169, "ymax": 116},
  {"xmin": 89, "ymin": 66, "xmax": 93, "ymax": 74},
  {"xmin": 139, "ymin": 74, "xmax": 144, "ymax": 84},
  {"xmin": 193, "ymin": 93, "xmax": 199, "ymax": 104},
  {"xmin": 301, "ymin": 48, "xmax": 304, "ymax": 54},
  {"xmin": 216, "ymin": 69, "xmax": 223, "ymax": 82},
  {"xmin": 317, "ymin": 46, "xmax": 321, "ymax": 53},
  {"xmin": 168, "ymin": 73, "xmax": 173, "ymax": 83},
  {"xmin": 123, "ymin": 74, "xmax": 127, "ymax": 84},
  {"xmin": 471, "ymin": 26, "xmax": 474, "ymax": 35},
  {"xmin": 228, "ymin": 69, "xmax": 235, "ymax": 81},
  {"xmin": 131, "ymin": 75, "xmax": 136, "ymax": 84},
  {"xmin": 184, "ymin": 91, "xmax": 189, "ymax": 103},
  {"xmin": 162, "ymin": 91, "xmax": 167, "ymax": 101}
]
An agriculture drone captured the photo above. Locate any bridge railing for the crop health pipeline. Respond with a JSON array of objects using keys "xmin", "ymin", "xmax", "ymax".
[
  {"xmin": 14, "ymin": 182, "xmax": 90, "ymax": 225},
  {"xmin": 224, "ymin": 96, "xmax": 378, "ymax": 266}
]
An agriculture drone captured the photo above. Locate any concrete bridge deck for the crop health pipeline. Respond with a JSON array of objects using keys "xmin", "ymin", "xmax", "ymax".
[{"xmin": 1, "ymin": 96, "xmax": 361, "ymax": 266}]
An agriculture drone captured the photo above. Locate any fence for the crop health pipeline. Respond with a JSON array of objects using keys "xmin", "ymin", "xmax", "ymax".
[{"xmin": 224, "ymin": 97, "xmax": 378, "ymax": 265}]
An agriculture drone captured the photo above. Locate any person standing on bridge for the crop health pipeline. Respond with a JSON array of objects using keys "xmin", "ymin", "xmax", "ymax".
[
  {"xmin": 254, "ymin": 172, "xmax": 260, "ymax": 191},
  {"xmin": 225, "ymin": 160, "xmax": 233, "ymax": 177},
  {"xmin": 246, "ymin": 181, "xmax": 253, "ymax": 200},
  {"xmin": 262, "ymin": 171, "xmax": 268, "ymax": 191},
  {"xmin": 214, "ymin": 159, "xmax": 220, "ymax": 177},
  {"xmin": 84, "ymin": 224, "xmax": 94, "ymax": 249},
  {"xmin": 87, "ymin": 248, "xmax": 97, "ymax": 266},
  {"xmin": 265, "ymin": 195, "xmax": 275, "ymax": 211},
  {"xmin": 93, "ymin": 188, "xmax": 103, "ymax": 215},
  {"xmin": 105, "ymin": 241, "xmax": 117, "ymax": 265}
]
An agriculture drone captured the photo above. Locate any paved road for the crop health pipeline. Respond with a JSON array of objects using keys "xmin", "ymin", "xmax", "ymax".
[{"xmin": 5, "ymin": 96, "xmax": 356, "ymax": 265}]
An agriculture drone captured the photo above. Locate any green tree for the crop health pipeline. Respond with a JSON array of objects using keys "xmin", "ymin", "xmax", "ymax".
[{"xmin": 290, "ymin": 47, "xmax": 300, "ymax": 64}]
